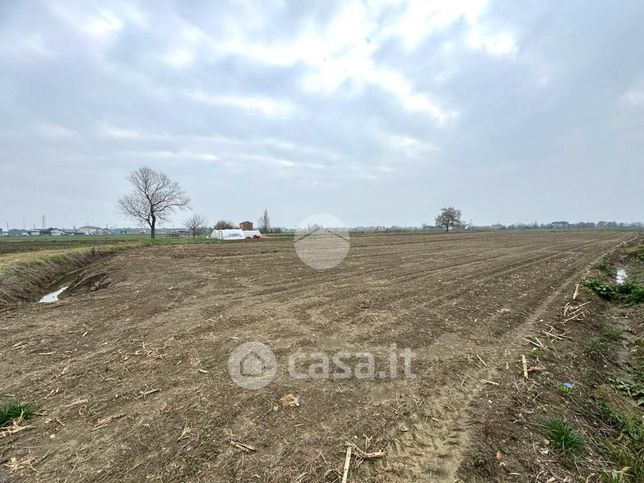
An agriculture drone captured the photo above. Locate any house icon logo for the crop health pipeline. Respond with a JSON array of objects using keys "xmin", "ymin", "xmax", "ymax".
[
  {"xmin": 228, "ymin": 341, "xmax": 277, "ymax": 389},
  {"xmin": 294, "ymin": 214, "xmax": 350, "ymax": 270}
]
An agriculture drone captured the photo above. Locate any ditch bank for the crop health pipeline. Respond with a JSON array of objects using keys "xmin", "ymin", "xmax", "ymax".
[
  {"xmin": 0, "ymin": 248, "xmax": 117, "ymax": 308},
  {"xmin": 457, "ymin": 237, "xmax": 644, "ymax": 482}
]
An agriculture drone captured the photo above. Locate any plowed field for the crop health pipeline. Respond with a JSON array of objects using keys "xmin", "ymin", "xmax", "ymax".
[{"xmin": 0, "ymin": 231, "xmax": 632, "ymax": 482}]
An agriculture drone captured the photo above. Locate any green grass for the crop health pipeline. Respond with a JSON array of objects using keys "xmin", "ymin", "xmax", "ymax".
[
  {"xmin": 600, "ymin": 439, "xmax": 643, "ymax": 482},
  {"xmin": 584, "ymin": 279, "xmax": 644, "ymax": 305},
  {"xmin": 601, "ymin": 326, "xmax": 624, "ymax": 342},
  {"xmin": 597, "ymin": 401, "xmax": 644, "ymax": 442},
  {"xmin": 596, "ymin": 401, "xmax": 643, "ymax": 478},
  {"xmin": 0, "ymin": 235, "xmax": 141, "ymax": 253},
  {"xmin": 0, "ymin": 401, "xmax": 38, "ymax": 427},
  {"xmin": 0, "ymin": 236, "xmax": 222, "ymax": 275},
  {"xmin": 628, "ymin": 246, "xmax": 644, "ymax": 262},
  {"xmin": 601, "ymin": 467, "xmax": 631, "ymax": 483},
  {"xmin": 0, "ymin": 234, "xmax": 220, "ymax": 258},
  {"xmin": 585, "ymin": 280, "xmax": 617, "ymax": 299},
  {"xmin": 540, "ymin": 419, "xmax": 584, "ymax": 453},
  {"xmin": 557, "ymin": 383, "xmax": 575, "ymax": 396},
  {"xmin": 584, "ymin": 337, "xmax": 610, "ymax": 359},
  {"xmin": 611, "ymin": 379, "xmax": 644, "ymax": 407},
  {"xmin": 594, "ymin": 261, "xmax": 613, "ymax": 274}
]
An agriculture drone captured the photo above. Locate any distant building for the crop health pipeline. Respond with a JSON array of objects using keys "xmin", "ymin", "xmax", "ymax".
[
  {"xmin": 239, "ymin": 221, "xmax": 253, "ymax": 230},
  {"xmin": 210, "ymin": 229, "xmax": 262, "ymax": 240},
  {"xmin": 78, "ymin": 225, "xmax": 110, "ymax": 235},
  {"xmin": 40, "ymin": 228, "xmax": 65, "ymax": 236},
  {"xmin": 29, "ymin": 230, "xmax": 40, "ymax": 236},
  {"xmin": 109, "ymin": 227, "xmax": 147, "ymax": 235},
  {"xmin": 551, "ymin": 221, "xmax": 570, "ymax": 229}
]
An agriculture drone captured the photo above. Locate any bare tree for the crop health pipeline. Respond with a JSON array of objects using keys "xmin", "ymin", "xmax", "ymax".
[
  {"xmin": 435, "ymin": 207, "xmax": 462, "ymax": 233},
  {"xmin": 184, "ymin": 214, "xmax": 207, "ymax": 238},
  {"xmin": 214, "ymin": 220, "xmax": 235, "ymax": 230},
  {"xmin": 257, "ymin": 209, "xmax": 271, "ymax": 233},
  {"xmin": 117, "ymin": 166, "xmax": 190, "ymax": 238}
]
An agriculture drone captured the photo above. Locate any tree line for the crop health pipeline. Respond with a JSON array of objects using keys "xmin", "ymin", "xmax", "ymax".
[{"xmin": 119, "ymin": 166, "xmax": 635, "ymax": 239}]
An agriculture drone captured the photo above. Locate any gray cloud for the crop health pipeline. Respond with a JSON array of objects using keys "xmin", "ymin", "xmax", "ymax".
[{"xmin": 1, "ymin": 0, "xmax": 643, "ymax": 229}]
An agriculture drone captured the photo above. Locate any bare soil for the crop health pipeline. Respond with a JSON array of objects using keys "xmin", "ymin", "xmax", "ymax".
[{"xmin": 0, "ymin": 231, "xmax": 636, "ymax": 482}]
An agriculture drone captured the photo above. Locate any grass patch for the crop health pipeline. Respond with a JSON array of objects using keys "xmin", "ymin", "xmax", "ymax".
[
  {"xmin": 599, "ymin": 437, "xmax": 643, "ymax": 481},
  {"xmin": 627, "ymin": 246, "xmax": 644, "ymax": 262},
  {"xmin": 0, "ymin": 235, "xmax": 220, "ymax": 265},
  {"xmin": 540, "ymin": 419, "xmax": 584, "ymax": 453},
  {"xmin": 611, "ymin": 379, "xmax": 644, "ymax": 407},
  {"xmin": 600, "ymin": 462, "xmax": 635, "ymax": 483},
  {"xmin": 557, "ymin": 383, "xmax": 575, "ymax": 396},
  {"xmin": 585, "ymin": 280, "xmax": 617, "ymax": 300},
  {"xmin": 0, "ymin": 401, "xmax": 38, "ymax": 427},
  {"xmin": 584, "ymin": 279, "xmax": 644, "ymax": 305},
  {"xmin": 594, "ymin": 399, "xmax": 644, "ymax": 481},
  {"xmin": 584, "ymin": 337, "xmax": 610, "ymax": 360},
  {"xmin": 601, "ymin": 326, "xmax": 624, "ymax": 342},
  {"xmin": 597, "ymin": 401, "xmax": 644, "ymax": 441},
  {"xmin": 594, "ymin": 261, "xmax": 613, "ymax": 274}
]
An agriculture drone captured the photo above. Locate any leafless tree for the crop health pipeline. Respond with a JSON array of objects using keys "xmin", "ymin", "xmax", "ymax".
[
  {"xmin": 214, "ymin": 220, "xmax": 235, "ymax": 230},
  {"xmin": 117, "ymin": 166, "xmax": 190, "ymax": 238},
  {"xmin": 257, "ymin": 209, "xmax": 271, "ymax": 233},
  {"xmin": 184, "ymin": 214, "xmax": 207, "ymax": 238},
  {"xmin": 435, "ymin": 207, "xmax": 462, "ymax": 233}
]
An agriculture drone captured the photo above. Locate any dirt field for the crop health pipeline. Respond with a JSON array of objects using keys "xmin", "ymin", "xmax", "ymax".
[{"xmin": 0, "ymin": 231, "xmax": 636, "ymax": 482}]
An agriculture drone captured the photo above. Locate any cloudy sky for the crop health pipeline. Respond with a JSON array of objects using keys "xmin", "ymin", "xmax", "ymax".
[{"xmin": 1, "ymin": 0, "xmax": 643, "ymax": 229}]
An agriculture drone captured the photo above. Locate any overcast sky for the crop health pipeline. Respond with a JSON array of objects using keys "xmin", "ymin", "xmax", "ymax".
[{"xmin": 1, "ymin": 0, "xmax": 643, "ymax": 229}]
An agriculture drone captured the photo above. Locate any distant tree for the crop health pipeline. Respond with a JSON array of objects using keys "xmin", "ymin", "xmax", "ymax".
[
  {"xmin": 257, "ymin": 209, "xmax": 271, "ymax": 233},
  {"xmin": 184, "ymin": 214, "xmax": 207, "ymax": 238},
  {"xmin": 214, "ymin": 220, "xmax": 235, "ymax": 230},
  {"xmin": 435, "ymin": 207, "xmax": 462, "ymax": 233},
  {"xmin": 118, "ymin": 166, "xmax": 190, "ymax": 238}
]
